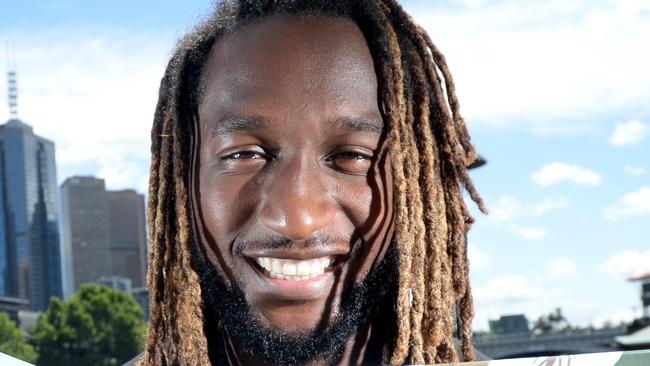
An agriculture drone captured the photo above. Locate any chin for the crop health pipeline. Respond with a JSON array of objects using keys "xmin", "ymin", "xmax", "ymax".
[
  {"xmin": 192, "ymin": 236, "xmax": 398, "ymax": 365},
  {"xmin": 254, "ymin": 295, "xmax": 345, "ymax": 333}
]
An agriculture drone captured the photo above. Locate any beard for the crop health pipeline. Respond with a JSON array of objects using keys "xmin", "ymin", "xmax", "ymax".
[{"xmin": 191, "ymin": 238, "xmax": 398, "ymax": 366}]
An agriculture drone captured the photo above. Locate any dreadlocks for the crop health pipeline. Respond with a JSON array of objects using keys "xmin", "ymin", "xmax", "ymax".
[{"xmin": 141, "ymin": 0, "xmax": 486, "ymax": 365}]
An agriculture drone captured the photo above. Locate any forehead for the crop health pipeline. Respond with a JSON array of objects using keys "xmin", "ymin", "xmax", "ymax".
[{"xmin": 198, "ymin": 15, "xmax": 380, "ymax": 122}]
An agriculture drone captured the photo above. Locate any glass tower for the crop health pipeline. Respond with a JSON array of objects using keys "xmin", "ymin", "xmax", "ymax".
[{"xmin": 1, "ymin": 67, "xmax": 62, "ymax": 310}]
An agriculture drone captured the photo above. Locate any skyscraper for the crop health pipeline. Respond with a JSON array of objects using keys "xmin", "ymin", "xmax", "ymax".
[
  {"xmin": 60, "ymin": 179, "xmax": 147, "ymax": 296},
  {"xmin": 0, "ymin": 69, "xmax": 62, "ymax": 310},
  {"xmin": 59, "ymin": 176, "xmax": 113, "ymax": 298},
  {"xmin": 107, "ymin": 189, "xmax": 147, "ymax": 289}
]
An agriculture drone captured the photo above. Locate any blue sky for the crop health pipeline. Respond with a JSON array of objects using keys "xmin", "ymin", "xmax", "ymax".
[{"xmin": 1, "ymin": 0, "xmax": 649, "ymax": 331}]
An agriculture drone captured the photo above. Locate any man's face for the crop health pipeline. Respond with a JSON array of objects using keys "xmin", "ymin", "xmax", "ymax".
[{"xmin": 193, "ymin": 15, "xmax": 394, "ymax": 336}]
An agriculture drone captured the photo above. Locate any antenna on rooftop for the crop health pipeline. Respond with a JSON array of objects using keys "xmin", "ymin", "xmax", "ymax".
[{"xmin": 6, "ymin": 41, "xmax": 18, "ymax": 119}]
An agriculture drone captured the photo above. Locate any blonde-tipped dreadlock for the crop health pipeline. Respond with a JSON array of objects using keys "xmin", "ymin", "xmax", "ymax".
[{"xmin": 140, "ymin": 0, "xmax": 486, "ymax": 365}]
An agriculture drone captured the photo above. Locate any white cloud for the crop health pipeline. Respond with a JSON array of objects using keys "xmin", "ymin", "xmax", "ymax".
[
  {"xmin": 488, "ymin": 196, "xmax": 523, "ymax": 223},
  {"xmin": 474, "ymin": 275, "xmax": 543, "ymax": 306},
  {"xmin": 468, "ymin": 244, "xmax": 492, "ymax": 271},
  {"xmin": 472, "ymin": 273, "xmax": 630, "ymax": 331},
  {"xmin": 484, "ymin": 196, "xmax": 560, "ymax": 241},
  {"xmin": 531, "ymin": 162, "xmax": 602, "ymax": 187},
  {"xmin": 487, "ymin": 196, "xmax": 568, "ymax": 224},
  {"xmin": 472, "ymin": 272, "xmax": 630, "ymax": 331},
  {"xmin": 602, "ymin": 249, "xmax": 650, "ymax": 279},
  {"xmin": 609, "ymin": 119, "xmax": 648, "ymax": 146},
  {"xmin": 603, "ymin": 186, "xmax": 650, "ymax": 222},
  {"xmin": 592, "ymin": 308, "xmax": 638, "ymax": 328},
  {"xmin": 532, "ymin": 197, "xmax": 569, "ymax": 216},
  {"xmin": 410, "ymin": 0, "xmax": 650, "ymax": 128},
  {"xmin": 96, "ymin": 151, "xmax": 150, "ymax": 193},
  {"xmin": 0, "ymin": 29, "xmax": 172, "ymax": 193},
  {"xmin": 624, "ymin": 164, "xmax": 645, "ymax": 176},
  {"xmin": 545, "ymin": 258, "xmax": 578, "ymax": 280},
  {"xmin": 510, "ymin": 225, "xmax": 547, "ymax": 240},
  {"xmin": 472, "ymin": 275, "xmax": 541, "ymax": 330}
]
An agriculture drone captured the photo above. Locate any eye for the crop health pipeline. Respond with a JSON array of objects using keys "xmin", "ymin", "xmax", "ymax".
[
  {"xmin": 327, "ymin": 149, "xmax": 374, "ymax": 175},
  {"xmin": 222, "ymin": 150, "xmax": 266, "ymax": 160},
  {"xmin": 217, "ymin": 146, "xmax": 271, "ymax": 173}
]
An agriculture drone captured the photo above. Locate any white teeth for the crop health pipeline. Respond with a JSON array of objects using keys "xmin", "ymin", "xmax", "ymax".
[
  {"xmin": 297, "ymin": 262, "xmax": 310, "ymax": 276},
  {"xmin": 272, "ymin": 259, "xmax": 283, "ymax": 273},
  {"xmin": 283, "ymin": 263, "xmax": 297, "ymax": 275},
  {"xmin": 254, "ymin": 256, "xmax": 335, "ymax": 280},
  {"xmin": 321, "ymin": 257, "xmax": 331, "ymax": 268},
  {"xmin": 310, "ymin": 261, "xmax": 324, "ymax": 275}
]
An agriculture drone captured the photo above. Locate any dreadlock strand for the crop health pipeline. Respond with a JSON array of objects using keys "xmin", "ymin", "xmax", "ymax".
[
  {"xmin": 402, "ymin": 96, "xmax": 426, "ymax": 365},
  {"xmin": 440, "ymin": 172, "xmax": 464, "ymax": 363},
  {"xmin": 370, "ymin": 6, "xmax": 415, "ymax": 364},
  {"xmin": 143, "ymin": 107, "xmax": 175, "ymax": 364},
  {"xmin": 447, "ymin": 181, "xmax": 469, "ymax": 297},
  {"xmin": 413, "ymin": 24, "xmax": 475, "ymax": 170},
  {"xmin": 142, "ymin": 81, "xmax": 166, "ymax": 363},
  {"xmin": 411, "ymin": 31, "xmax": 478, "ymax": 363},
  {"xmin": 170, "ymin": 101, "xmax": 211, "ymax": 364},
  {"xmin": 459, "ymin": 284, "xmax": 475, "ymax": 361},
  {"xmin": 379, "ymin": 10, "xmax": 431, "ymax": 363},
  {"xmin": 417, "ymin": 29, "xmax": 469, "ymax": 148},
  {"xmin": 405, "ymin": 45, "xmax": 447, "ymax": 364},
  {"xmin": 417, "ymin": 28, "xmax": 487, "ymax": 214},
  {"xmin": 379, "ymin": 2, "xmax": 476, "ymax": 363},
  {"xmin": 140, "ymin": 50, "xmax": 190, "ymax": 365}
]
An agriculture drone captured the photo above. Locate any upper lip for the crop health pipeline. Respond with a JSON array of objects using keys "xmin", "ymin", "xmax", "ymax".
[{"xmin": 241, "ymin": 247, "xmax": 349, "ymax": 260}]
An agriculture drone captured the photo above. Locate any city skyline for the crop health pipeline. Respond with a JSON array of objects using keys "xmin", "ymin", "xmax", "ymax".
[{"xmin": 1, "ymin": 0, "xmax": 649, "ymax": 330}]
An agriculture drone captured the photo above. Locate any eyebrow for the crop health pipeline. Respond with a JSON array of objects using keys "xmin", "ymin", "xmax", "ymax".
[
  {"xmin": 211, "ymin": 115, "xmax": 270, "ymax": 137},
  {"xmin": 209, "ymin": 115, "xmax": 385, "ymax": 137},
  {"xmin": 330, "ymin": 116, "xmax": 385, "ymax": 135}
]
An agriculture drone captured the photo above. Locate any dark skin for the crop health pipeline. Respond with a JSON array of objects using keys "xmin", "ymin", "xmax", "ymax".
[{"xmin": 192, "ymin": 15, "xmax": 395, "ymax": 365}]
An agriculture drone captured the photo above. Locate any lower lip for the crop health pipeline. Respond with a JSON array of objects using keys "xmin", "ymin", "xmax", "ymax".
[
  {"xmin": 265, "ymin": 272, "xmax": 331, "ymax": 288},
  {"xmin": 252, "ymin": 264, "xmax": 336, "ymax": 299}
]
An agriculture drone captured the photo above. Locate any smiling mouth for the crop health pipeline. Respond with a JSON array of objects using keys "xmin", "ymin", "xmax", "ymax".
[{"xmin": 253, "ymin": 256, "xmax": 338, "ymax": 281}]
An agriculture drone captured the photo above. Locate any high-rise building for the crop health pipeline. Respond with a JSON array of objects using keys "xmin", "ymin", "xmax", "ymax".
[
  {"xmin": 107, "ymin": 189, "xmax": 147, "ymax": 288},
  {"xmin": 59, "ymin": 176, "xmax": 113, "ymax": 298},
  {"xmin": 97, "ymin": 275, "xmax": 132, "ymax": 294},
  {"xmin": 0, "ymin": 69, "xmax": 62, "ymax": 310},
  {"xmin": 60, "ymin": 178, "xmax": 147, "ymax": 296},
  {"xmin": 489, "ymin": 314, "xmax": 530, "ymax": 335}
]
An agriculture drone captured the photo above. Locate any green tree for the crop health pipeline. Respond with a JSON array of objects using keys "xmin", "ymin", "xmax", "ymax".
[
  {"xmin": 32, "ymin": 284, "xmax": 145, "ymax": 366},
  {"xmin": 533, "ymin": 307, "xmax": 572, "ymax": 335},
  {"xmin": 0, "ymin": 311, "xmax": 37, "ymax": 363}
]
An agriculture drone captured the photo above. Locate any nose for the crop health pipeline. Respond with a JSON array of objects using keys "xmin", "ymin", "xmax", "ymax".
[{"xmin": 259, "ymin": 157, "xmax": 336, "ymax": 241}]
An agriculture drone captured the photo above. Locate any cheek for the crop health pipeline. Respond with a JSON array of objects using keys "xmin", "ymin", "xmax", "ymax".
[
  {"xmin": 359, "ymin": 155, "xmax": 394, "ymax": 266},
  {"xmin": 336, "ymin": 169, "xmax": 393, "ymax": 270},
  {"xmin": 354, "ymin": 167, "xmax": 393, "ymax": 241},
  {"xmin": 197, "ymin": 167, "xmax": 259, "ymax": 258}
]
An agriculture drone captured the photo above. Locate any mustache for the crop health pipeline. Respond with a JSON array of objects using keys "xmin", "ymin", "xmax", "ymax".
[{"xmin": 233, "ymin": 231, "xmax": 356, "ymax": 255}]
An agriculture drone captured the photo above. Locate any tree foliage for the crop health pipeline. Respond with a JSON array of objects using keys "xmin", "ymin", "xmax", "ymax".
[
  {"xmin": 0, "ymin": 311, "xmax": 37, "ymax": 363},
  {"xmin": 32, "ymin": 284, "xmax": 145, "ymax": 366},
  {"xmin": 533, "ymin": 307, "xmax": 572, "ymax": 334}
]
